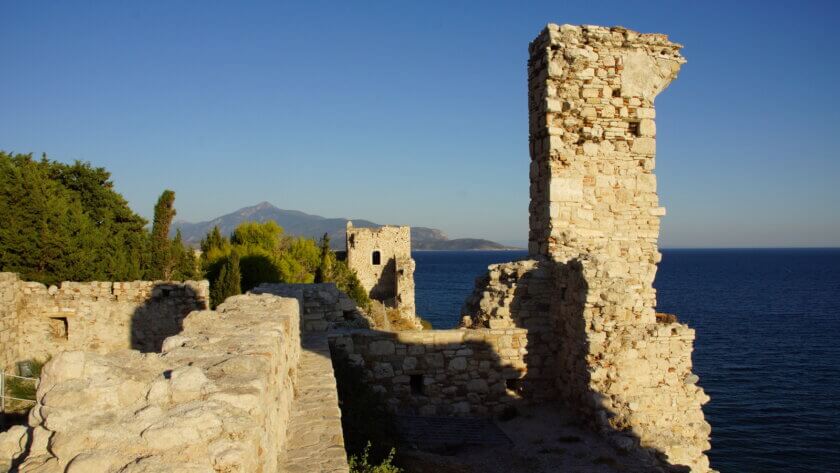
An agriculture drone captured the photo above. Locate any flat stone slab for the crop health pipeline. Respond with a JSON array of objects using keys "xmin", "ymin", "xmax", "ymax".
[
  {"xmin": 394, "ymin": 415, "xmax": 512, "ymax": 450},
  {"xmin": 280, "ymin": 333, "xmax": 349, "ymax": 473}
]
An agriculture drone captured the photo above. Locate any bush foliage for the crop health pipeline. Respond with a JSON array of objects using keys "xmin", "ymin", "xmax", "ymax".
[{"xmin": 202, "ymin": 223, "xmax": 369, "ymax": 309}]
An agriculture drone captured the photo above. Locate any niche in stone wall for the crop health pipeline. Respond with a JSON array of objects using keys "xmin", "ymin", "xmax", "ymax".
[
  {"xmin": 372, "ymin": 250, "xmax": 381, "ymax": 265},
  {"xmin": 410, "ymin": 374, "xmax": 424, "ymax": 395},
  {"xmin": 49, "ymin": 317, "xmax": 69, "ymax": 340}
]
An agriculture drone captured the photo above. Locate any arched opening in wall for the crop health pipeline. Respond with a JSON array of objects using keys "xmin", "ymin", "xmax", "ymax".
[{"xmin": 372, "ymin": 250, "xmax": 381, "ymax": 265}]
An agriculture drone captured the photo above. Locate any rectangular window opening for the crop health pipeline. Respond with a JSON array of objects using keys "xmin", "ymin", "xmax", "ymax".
[
  {"xmin": 410, "ymin": 374, "xmax": 424, "ymax": 395},
  {"xmin": 372, "ymin": 250, "xmax": 381, "ymax": 265},
  {"xmin": 627, "ymin": 120, "xmax": 640, "ymax": 137}
]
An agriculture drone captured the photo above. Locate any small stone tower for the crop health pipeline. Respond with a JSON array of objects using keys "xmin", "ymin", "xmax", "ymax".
[{"xmin": 345, "ymin": 221, "xmax": 416, "ymax": 314}]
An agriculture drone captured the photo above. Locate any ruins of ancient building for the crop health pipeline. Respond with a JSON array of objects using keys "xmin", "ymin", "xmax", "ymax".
[
  {"xmin": 0, "ymin": 24, "xmax": 712, "ymax": 473},
  {"xmin": 463, "ymin": 24, "xmax": 711, "ymax": 470},
  {"xmin": 0, "ymin": 273, "xmax": 208, "ymax": 373},
  {"xmin": 345, "ymin": 221, "xmax": 416, "ymax": 315}
]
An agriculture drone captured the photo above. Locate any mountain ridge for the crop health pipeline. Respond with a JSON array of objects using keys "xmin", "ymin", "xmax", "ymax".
[{"xmin": 172, "ymin": 202, "xmax": 521, "ymax": 251}]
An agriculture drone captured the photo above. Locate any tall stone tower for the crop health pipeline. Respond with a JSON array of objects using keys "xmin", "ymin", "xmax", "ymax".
[
  {"xmin": 528, "ymin": 24, "xmax": 685, "ymax": 324},
  {"xmin": 464, "ymin": 25, "xmax": 711, "ymax": 472}
]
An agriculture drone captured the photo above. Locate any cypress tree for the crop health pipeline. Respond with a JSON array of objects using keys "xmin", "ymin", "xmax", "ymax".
[
  {"xmin": 150, "ymin": 190, "xmax": 176, "ymax": 279},
  {"xmin": 171, "ymin": 229, "xmax": 199, "ymax": 280},
  {"xmin": 201, "ymin": 226, "xmax": 225, "ymax": 254},
  {"xmin": 315, "ymin": 233, "xmax": 332, "ymax": 283},
  {"xmin": 211, "ymin": 251, "xmax": 241, "ymax": 308}
]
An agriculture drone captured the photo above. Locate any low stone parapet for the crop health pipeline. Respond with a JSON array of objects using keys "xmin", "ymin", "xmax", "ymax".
[{"xmin": 330, "ymin": 328, "xmax": 530, "ymax": 416}]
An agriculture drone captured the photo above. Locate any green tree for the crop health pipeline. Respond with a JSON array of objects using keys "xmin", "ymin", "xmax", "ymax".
[
  {"xmin": 211, "ymin": 251, "xmax": 241, "ymax": 308},
  {"xmin": 315, "ymin": 233, "xmax": 332, "ymax": 283},
  {"xmin": 0, "ymin": 152, "xmax": 149, "ymax": 284},
  {"xmin": 230, "ymin": 220, "xmax": 283, "ymax": 250},
  {"xmin": 171, "ymin": 229, "xmax": 200, "ymax": 280},
  {"xmin": 149, "ymin": 190, "xmax": 176, "ymax": 279}
]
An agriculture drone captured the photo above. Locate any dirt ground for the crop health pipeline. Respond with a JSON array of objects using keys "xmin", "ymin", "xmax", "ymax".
[{"xmin": 396, "ymin": 405, "xmax": 656, "ymax": 473}]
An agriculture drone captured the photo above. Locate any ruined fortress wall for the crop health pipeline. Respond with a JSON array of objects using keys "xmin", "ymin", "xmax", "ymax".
[
  {"xmin": 345, "ymin": 224, "xmax": 413, "ymax": 305},
  {"xmin": 0, "ymin": 273, "xmax": 22, "ymax": 372},
  {"xmin": 524, "ymin": 24, "xmax": 710, "ymax": 471},
  {"xmin": 16, "ymin": 294, "xmax": 306, "ymax": 472},
  {"xmin": 395, "ymin": 256, "xmax": 416, "ymax": 315},
  {"xmin": 0, "ymin": 272, "xmax": 209, "ymax": 371},
  {"xmin": 330, "ymin": 328, "xmax": 533, "ymax": 417},
  {"xmin": 252, "ymin": 282, "xmax": 362, "ymax": 331}
]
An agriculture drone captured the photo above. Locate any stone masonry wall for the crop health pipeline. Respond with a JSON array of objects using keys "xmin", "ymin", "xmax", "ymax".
[
  {"xmin": 252, "ymin": 282, "xmax": 366, "ymax": 331},
  {"xmin": 460, "ymin": 259, "xmax": 559, "ymax": 400},
  {"xmin": 0, "ymin": 273, "xmax": 209, "ymax": 370},
  {"xmin": 464, "ymin": 24, "xmax": 710, "ymax": 472},
  {"xmin": 15, "ymin": 293, "xmax": 303, "ymax": 472},
  {"xmin": 330, "ymin": 328, "xmax": 529, "ymax": 417},
  {"xmin": 345, "ymin": 222, "xmax": 415, "ymax": 310},
  {"xmin": 0, "ymin": 273, "xmax": 22, "ymax": 372},
  {"xmin": 503, "ymin": 24, "xmax": 707, "ymax": 471}
]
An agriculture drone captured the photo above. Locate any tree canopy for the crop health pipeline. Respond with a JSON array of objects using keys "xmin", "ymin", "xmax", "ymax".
[{"xmin": 0, "ymin": 152, "xmax": 149, "ymax": 284}]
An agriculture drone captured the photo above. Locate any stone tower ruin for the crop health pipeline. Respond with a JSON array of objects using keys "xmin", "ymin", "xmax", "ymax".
[
  {"xmin": 463, "ymin": 24, "xmax": 712, "ymax": 471},
  {"xmin": 345, "ymin": 221, "xmax": 416, "ymax": 314}
]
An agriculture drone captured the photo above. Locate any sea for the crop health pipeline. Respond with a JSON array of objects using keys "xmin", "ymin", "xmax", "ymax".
[{"xmin": 413, "ymin": 249, "xmax": 840, "ymax": 473}]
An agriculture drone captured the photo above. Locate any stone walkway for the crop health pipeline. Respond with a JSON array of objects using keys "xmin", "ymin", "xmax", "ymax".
[{"xmin": 279, "ymin": 333, "xmax": 349, "ymax": 473}]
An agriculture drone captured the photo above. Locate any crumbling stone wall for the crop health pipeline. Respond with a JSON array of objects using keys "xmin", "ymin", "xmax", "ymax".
[
  {"xmin": 0, "ymin": 273, "xmax": 22, "ymax": 372},
  {"xmin": 460, "ymin": 259, "xmax": 560, "ymax": 399},
  {"xmin": 330, "ymin": 328, "xmax": 529, "ymax": 417},
  {"xmin": 12, "ymin": 294, "xmax": 305, "ymax": 472},
  {"xmin": 252, "ymin": 282, "xmax": 366, "ymax": 331},
  {"xmin": 0, "ymin": 273, "xmax": 209, "ymax": 370},
  {"xmin": 345, "ymin": 222, "xmax": 415, "ymax": 314},
  {"xmin": 463, "ymin": 24, "xmax": 711, "ymax": 472}
]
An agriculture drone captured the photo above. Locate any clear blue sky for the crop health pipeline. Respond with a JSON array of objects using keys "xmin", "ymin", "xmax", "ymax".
[{"xmin": 2, "ymin": 1, "xmax": 838, "ymax": 248}]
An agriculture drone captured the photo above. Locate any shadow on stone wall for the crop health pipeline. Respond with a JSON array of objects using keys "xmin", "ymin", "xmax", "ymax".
[
  {"xmin": 338, "ymin": 257, "xmax": 694, "ymax": 471},
  {"xmin": 548, "ymin": 258, "xmax": 692, "ymax": 472},
  {"xmin": 130, "ymin": 283, "xmax": 207, "ymax": 352},
  {"xmin": 369, "ymin": 259, "xmax": 397, "ymax": 305}
]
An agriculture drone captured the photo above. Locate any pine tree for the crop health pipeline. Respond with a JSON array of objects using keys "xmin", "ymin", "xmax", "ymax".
[
  {"xmin": 150, "ymin": 190, "xmax": 176, "ymax": 279},
  {"xmin": 315, "ymin": 233, "xmax": 332, "ymax": 283}
]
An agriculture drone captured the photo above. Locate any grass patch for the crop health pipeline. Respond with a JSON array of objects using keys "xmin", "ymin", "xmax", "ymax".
[{"xmin": 349, "ymin": 442, "xmax": 403, "ymax": 473}]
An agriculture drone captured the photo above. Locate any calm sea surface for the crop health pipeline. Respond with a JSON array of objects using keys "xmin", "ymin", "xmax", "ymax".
[{"xmin": 413, "ymin": 249, "xmax": 840, "ymax": 472}]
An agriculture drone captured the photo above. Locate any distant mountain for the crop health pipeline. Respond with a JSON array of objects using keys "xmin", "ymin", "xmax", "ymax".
[{"xmin": 172, "ymin": 202, "xmax": 520, "ymax": 251}]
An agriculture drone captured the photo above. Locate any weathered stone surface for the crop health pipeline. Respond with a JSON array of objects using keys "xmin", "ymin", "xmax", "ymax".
[
  {"xmin": 462, "ymin": 23, "xmax": 709, "ymax": 472},
  {"xmin": 345, "ymin": 222, "xmax": 417, "ymax": 318},
  {"xmin": 0, "ymin": 273, "xmax": 208, "ymax": 371},
  {"xmin": 15, "ymin": 294, "xmax": 305, "ymax": 472}
]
